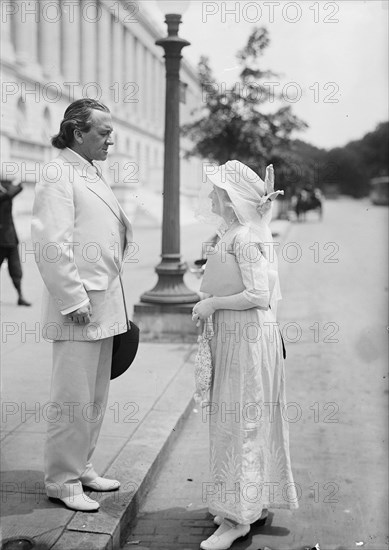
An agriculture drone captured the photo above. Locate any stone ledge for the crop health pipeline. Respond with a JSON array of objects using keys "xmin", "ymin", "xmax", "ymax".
[{"xmin": 133, "ymin": 302, "xmax": 199, "ymax": 343}]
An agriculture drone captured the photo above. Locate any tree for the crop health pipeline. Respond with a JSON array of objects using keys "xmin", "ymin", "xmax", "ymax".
[
  {"xmin": 323, "ymin": 121, "xmax": 388, "ymax": 197},
  {"xmin": 347, "ymin": 121, "xmax": 388, "ymax": 180},
  {"xmin": 324, "ymin": 147, "xmax": 369, "ymax": 198},
  {"xmin": 270, "ymin": 139, "xmax": 327, "ymax": 196},
  {"xmin": 182, "ymin": 27, "xmax": 308, "ymax": 184}
]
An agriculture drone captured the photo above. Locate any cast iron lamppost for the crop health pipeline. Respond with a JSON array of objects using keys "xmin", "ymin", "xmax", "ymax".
[
  {"xmin": 134, "ymin": 5, "xmax": 199, "ymax": 340},
  {"xmin": 140, "ymin": 11, "xmax": 197, "ymax": 305}
]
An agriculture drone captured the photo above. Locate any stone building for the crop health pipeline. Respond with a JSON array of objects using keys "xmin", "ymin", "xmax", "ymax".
[{"xmin": 0, "ymin": 0, "xmax": 204, "ymax": 221}]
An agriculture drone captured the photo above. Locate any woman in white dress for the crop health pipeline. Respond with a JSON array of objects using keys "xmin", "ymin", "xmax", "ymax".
[{"xmin": 192, "ymin": 161, "xmax": 298, "ymax": 550}]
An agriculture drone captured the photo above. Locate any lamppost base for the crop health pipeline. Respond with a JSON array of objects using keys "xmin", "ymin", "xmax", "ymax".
[
  {"xmin": 133, "ymin": 301, "xmax": 200, "ymax": 343},
  {"xmin": 140, "ymin": 262, "xmax": 199, "ymax": 304}
]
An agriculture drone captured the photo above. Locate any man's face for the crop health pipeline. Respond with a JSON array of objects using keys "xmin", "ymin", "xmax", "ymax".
[{"xmin": 78, "ymin": 110, "xmax": 114, "ymax": 162}]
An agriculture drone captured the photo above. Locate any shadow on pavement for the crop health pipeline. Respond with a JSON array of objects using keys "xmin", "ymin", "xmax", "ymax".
[{"xmin": 127, "ymin": 507, "xmax": 290, "ymax": 549}]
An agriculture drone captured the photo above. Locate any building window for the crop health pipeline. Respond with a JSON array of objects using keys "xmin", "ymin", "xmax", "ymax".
[
  {"xmin": 10, "ymin": 11, "xmax": 16, "ymax": 50},
  {"xmin": 136, "ymin": 141, "xmax": 141, "ymax": 181},
  {"xmin": 180, "ymin": 81, "xmax": 188, "ymax": 104},
  {"xmin": 42, "ymin": 107, "xmax": 52, "ymax": 143},
  {"xmin": 16, "ymin": 98, "xmax": 27, "ymax": 137},
  {"xmin": 145, "ymin": 145, "xmax": 150, "ymax": 182}
]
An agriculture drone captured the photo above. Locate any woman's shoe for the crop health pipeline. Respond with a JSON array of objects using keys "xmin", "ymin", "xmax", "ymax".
[
  {"xmin": 200, "ymin": 521, "xmax": 250, "ymax": 550},
  {"xmin": 213, "ymin": 509, "xmax": 268, "ymax": 526}
]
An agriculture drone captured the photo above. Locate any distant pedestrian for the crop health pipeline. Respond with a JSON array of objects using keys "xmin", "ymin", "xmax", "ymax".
[
  {"xmin": 31, "ymin": 98, "xmax": 133, "ymax": 512},
  {"xmin": 0, "ymin": 178, "xmax": 31, "ymax": 306},
  {"xmin": 192, "ymin": 161, "xmax": 298, "ymax": 550}
]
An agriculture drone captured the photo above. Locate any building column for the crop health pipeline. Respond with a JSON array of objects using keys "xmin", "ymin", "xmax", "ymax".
[
  {"xmin": 141, "ymin": 44, "xmax": 148, "ymax": 120},
  {"xmin": 111, "ymin": 14, "xmax": 123, "ymax": 116},
  {"xmin": 124, "ymin": 29, "xmax": 134, "ymax": 120},
  {"xmin": 136, "ymin": 39, "xmax": 143, "ymax": 125},
  {"xmin": 144, "ymin": 47, "xmax": 151, "ymax": 124},
  {"xmin": 0, "ymin": 134, "xmax": 12, "ymax": 173},
  {"xmin": 38, "ymin": 0, "xmax": 61, "ymax": 78},
  {"xmin": 13, "ymin": 0, "xmax": 39, "ymax": 71},
  {"xmin": 80, "ymin": 0, "xmax": 97, "ymax": 87},
  {"xmin": 152, "ymin": 55, "xmax": 159, "ymax": 130},
  {"xmin": 159, "ymin": 60, "xmax": 165, "ymax": 133},
  {"xmin": 132, "ymin": 35, "xmax": 139, "ymax": 123},
  {"xmin": 61, "ymin": 0, "xmax": 81, "ymax": 83},
  {"xmin": 1, "ymin": 3, "xmax": 15, "ymax": 62},
  {"xmin": 97, "ymin": 4, "xmax": 111, "ymax": 103}
]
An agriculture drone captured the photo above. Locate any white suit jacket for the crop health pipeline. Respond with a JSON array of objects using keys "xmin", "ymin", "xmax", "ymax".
[{"xmin": 31, "ymin": 148, "xmax": 133, "ymax": 341}]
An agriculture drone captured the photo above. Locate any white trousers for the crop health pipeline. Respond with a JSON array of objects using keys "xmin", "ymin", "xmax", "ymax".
[{"xmin": 44, "ymin": 337, "xmax": 114, "ymax": 499}]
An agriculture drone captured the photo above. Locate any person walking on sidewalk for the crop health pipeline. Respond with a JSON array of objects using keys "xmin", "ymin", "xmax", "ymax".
[
  {"xmin": 192, "ymin": 161, "xmax": 298, "ymax": 550},
  {"xmin": 31, "ymin": 99, "xmax": 133, "ymax": 512},
  {"xmin": 0, "ymin": 178, "xmax": 31, "ymax": 306}
]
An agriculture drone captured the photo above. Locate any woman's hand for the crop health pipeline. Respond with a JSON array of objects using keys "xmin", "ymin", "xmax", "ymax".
[{"xmin": 192, "ymin": 298, "xmax": 216, "ymax": 325}]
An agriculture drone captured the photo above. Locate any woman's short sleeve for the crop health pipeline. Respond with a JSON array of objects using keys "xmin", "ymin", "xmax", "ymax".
[{"xmin": 232, "ymin": 226, "xmax": 270, "ymax": 308}]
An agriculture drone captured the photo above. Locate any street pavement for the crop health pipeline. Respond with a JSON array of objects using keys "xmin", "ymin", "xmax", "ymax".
[
  {"xmin": 0, "ymin": 197, "xmax": 289, "ymax": 550},
  {"xmin": 125, "ymin": 197, "xmax": 388, "ymax": 550}
]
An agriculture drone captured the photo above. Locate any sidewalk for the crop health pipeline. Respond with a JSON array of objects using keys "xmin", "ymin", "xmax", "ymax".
[{"xmin": 0, "ymin": 217, "xmax": 290, "ymax": 550}]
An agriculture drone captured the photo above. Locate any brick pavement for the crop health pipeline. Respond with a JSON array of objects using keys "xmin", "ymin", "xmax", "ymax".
[
  {"xmin": 124, "ymin": 409, "xmax": 282, "ymax": 550},
  {"xmin": 124, "ymin": 407, "xmax": 212, "ymax": 549}
]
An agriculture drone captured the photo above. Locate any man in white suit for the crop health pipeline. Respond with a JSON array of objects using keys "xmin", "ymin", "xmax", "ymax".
[{"xmin": 32, "ymin": 99, "xmax": 133, "ymax": 511}]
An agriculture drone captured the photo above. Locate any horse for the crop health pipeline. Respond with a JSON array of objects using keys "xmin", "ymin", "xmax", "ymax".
[{"xmin": 294, "ymin": 189, "xmax": 323, "ymax": 221}]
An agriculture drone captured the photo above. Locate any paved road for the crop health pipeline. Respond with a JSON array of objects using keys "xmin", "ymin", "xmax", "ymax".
[{"xmin": 125, "ymin": 197, "xmax": 388, "ymax": 550}]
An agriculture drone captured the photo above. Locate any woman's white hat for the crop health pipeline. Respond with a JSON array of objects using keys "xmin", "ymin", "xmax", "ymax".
[
  {"xmin": 206, "ymin": 160, "xmax": 266, "ymax": 199},
  {"xmin": 205, "ymin": 160, "xmax": 284, "ymax": 227},
  {"xmin": 203, "ymin": 159, "xmax": 284, "ymax": 316}
]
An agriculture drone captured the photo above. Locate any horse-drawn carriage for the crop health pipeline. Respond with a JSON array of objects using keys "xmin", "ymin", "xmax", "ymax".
[{"xmin": 291, "ymin": 188, "xmax": 323, "ymax": 221}]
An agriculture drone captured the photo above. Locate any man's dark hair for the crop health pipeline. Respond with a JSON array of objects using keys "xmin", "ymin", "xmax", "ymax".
[{"xmin": 51, "ymin": 99, "xmax": 110, "ymax": 149}]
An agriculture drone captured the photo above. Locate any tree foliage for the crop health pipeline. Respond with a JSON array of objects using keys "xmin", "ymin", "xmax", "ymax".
[
  {"xmin": 181, "ymin": 27, "xmax": 308, "ymax": 181},
  {"xmin": 324, "ymin": 121, "xmax": 388, "ymax": 197},
  {"xmin": 182, "ymin": 26, "xmax": 388, "ymax": 199}
]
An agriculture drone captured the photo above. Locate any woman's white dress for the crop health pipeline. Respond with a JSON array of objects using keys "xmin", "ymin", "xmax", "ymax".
[{"xmin": 201, "ymin": 224, "xmax": 298, "ymax": 525}]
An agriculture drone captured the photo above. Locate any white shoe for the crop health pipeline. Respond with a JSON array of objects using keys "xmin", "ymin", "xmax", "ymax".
[
  {"xmin": 82, "ymin": 476, "xmax": 120, "ymax": 492},
  {"xmin": 51, "ymin": 493, "xmax": 100, "ymax": 512},
  {"xmin": 214, "ymin": 509, "xmax": 268, "ymax": 526},
  {"xmin": 200, "ymin": 521, "xmax": 250, "ymax": 550}
]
